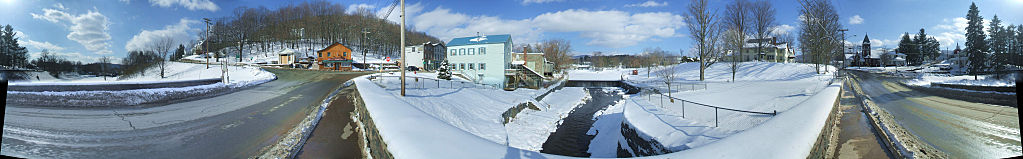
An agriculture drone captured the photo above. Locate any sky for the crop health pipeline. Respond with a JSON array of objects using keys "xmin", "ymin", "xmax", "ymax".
[{"xmin": 1, "ymin": 0, "xmax": 1021, "ymax": 64}]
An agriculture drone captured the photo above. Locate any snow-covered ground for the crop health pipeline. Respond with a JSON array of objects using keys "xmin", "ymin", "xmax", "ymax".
[
  {"xmin": 362, "ymin": 71, "xmax": 585, "ymax": 152},
  {"xmin": 354, "ymin": 61, "xmax": 843, "ymax": 158},
  {"xmin": 848, "ymin": 66, "xmax": 1016, "ymax": 87},
  {"xmin": 583, "ymin": 62, "xmax": 840, "ymax": 157},
  {"xmin": 6, "ymin": 62, "xmax": 276, "ymax": 106},
  {"xmin": 9, "ymin": 62, "xmax": 274, "ymax": 86}
]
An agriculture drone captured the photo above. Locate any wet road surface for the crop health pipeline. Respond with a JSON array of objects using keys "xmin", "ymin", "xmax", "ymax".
[
  {"xmin": 540, "ymin": 87, "xmax": 623, "ymax": 157},
  {"xmin": 832, "ymin": 80, "xmax": 892, "ymax": 159},
  {"xmin": 2, "ymin": 69, "xmax": 367, "ymax": 158},
  {"xmin": 296, "ymin": 85, "xmax": 363, "ymax": 159},
  {"xmin": 849, "ymin": 71, "xmax": 1021, "ymax": 158}
]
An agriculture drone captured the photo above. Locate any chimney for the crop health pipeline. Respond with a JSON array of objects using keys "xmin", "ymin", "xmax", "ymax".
[{"xmin": 523, "ymin": 46, "xmax": 528, "ymax": 67}]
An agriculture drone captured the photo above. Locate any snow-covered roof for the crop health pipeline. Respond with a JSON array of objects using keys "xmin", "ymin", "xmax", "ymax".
[
  {"xmin": 447, "ymin": 34, "xmax": 511, "ymax": 46},
  {"xmin": 278, "ymin": 48, "xmax": 298, "ymax": 55}
]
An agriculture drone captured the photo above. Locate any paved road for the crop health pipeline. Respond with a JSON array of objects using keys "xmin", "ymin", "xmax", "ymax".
[
  {"xmin": 2, "ymin": 69, "xmax": 366, "ymax": 158},
  {"xmin": 849, "ymin": 71, "xmax": 1021, "ymax": 158},
  {"xmin": 832, "ymin": 80, "xmax": 891, "ymax": 159}
]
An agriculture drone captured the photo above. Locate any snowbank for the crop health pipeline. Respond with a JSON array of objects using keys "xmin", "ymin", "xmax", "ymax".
[
  {"xmin": 627, "ymin": 82, "xmax": 843, "ymax": 158},
  {"xmin": 6, "ymin": 62, "xmax": 276, "ymax": 106},
  {"xmin": 352, "ymin": 76, "xmax": 566, "ymax": 158}
]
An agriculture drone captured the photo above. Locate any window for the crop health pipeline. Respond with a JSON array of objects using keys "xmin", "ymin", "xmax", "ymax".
[
  {"xmin": 460, "ymin": 48, "xmax": 466, "ymax": 55},
  {"xmin": 469, "ymin": 63, "xmax": 475, "ymax": 70},
  {"xmin": 480, "ymin": 47, "xmax": 486, "ymax": 54},
  {"xmin": 479, "ymin": 63, "xmax": 486, "ymax": 70},
  {"xmin": 327, "ymin": 52, "xmax": 331, "ymax": 57},
  {"xmin": 459, "ymin": 63, "xmax": 465, "ymax": 70},
  {"xmin": 469, "ymin": 48, "xmax": 475, "ymax": 55},
  {"xmin": 450, "ymin": 49, "xmax": 456, "ymax": 56}
]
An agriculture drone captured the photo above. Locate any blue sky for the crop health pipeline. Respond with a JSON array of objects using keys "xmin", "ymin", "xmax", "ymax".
[{"xmin": 1, "ymin": 0, "xmax": 1021, "ymax": 63}]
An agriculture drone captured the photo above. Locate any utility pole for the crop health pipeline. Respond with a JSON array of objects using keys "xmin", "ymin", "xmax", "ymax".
[
  {"xmin": 838, "ymin": 29, "xmax": 848, "ymax": 75},
  {"xmin": 400, "ymin": 0, "xmax": 407, "ymax": 96},
  {"xmin": 204, "ymin": 18, "xmax": 211, "ymax": 69},
  {"xmin": 362, "ymin": 28, "xmax": 370, "ymax": 69}
]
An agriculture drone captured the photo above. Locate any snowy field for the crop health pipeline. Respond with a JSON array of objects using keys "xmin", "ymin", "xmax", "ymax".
[
  {"xmin": 354, "ymin": 61, "xmax": 843, "ymax": 158},
  {"xmin": 6, "ymin": 62, "xmax": 276, "ymax": 106},
  {"xmin": 583, "ymin": 62, "xmax": 841, "ymax": 157},
  {"xmin": 363, "ymin": 71, "xmax": 586, "ymax": 152}
]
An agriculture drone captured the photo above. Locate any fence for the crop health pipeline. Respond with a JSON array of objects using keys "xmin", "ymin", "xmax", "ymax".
[
  {"xmin": 636, "ymin": 87, "xmax": 775, "ymax": 127},
  {"xmin": 367, "ymin": 75, "xmax": 501, "ymax": 91},
  {"xmin": 627, "ymin": 80, "xmax": 708, "ymax": 92}
]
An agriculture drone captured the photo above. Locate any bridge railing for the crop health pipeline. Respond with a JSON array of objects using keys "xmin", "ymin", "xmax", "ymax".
[{"xmin": 636, "ymin": 87, "xmax": 775, "ymax": 127}]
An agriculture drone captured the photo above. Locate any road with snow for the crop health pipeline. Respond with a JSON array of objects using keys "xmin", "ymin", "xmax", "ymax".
[
  {"xmin": 848, "ymin": 71, "xmax": 1021, "ymax": 158},
  {"xmin": 2, "ymin": 69, "xmax": 367, "ymax": 158}
]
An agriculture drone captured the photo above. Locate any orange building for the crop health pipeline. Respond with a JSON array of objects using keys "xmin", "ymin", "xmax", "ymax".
[{"xmin": 317, "ymin": 42, "xmax": 354, "ymax": 71}]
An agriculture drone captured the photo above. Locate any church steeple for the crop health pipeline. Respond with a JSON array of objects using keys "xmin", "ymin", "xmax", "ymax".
[{"xmin": 862, "ymin": 34, "xmax": 870, "ymax": 44}]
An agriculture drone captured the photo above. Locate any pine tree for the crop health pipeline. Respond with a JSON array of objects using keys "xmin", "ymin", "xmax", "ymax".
[
  {"xmin": 912, "ymin": 28, "xmax": 928, "ymax": 65},
  {"xmin": 172, "ymin": 44, "xmax": 185, "ymax": 61},
  {"xmin": 437, "ymin": 60, "xmax": 452, "ymax": 80},
  {"xmin": 896, "ymin": 32, "xmax": 917, "ymax": 64},
  {"xmin": 988, "ymin": 15, "xmax": 1010, "ymax": 76},
  {"xmin": 964, "ymin": 3, "xmax": 987, "ymax": 79},
  {"xmin": 1, "ymin": 24, "xmax": 29, "ymax": 68},
  {"xmin": 1015, "ymin": 25, "xmax": 1023, "ymax": 66}
]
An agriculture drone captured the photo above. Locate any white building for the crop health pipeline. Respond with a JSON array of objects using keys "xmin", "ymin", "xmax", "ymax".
[
  {"xmin": 446, "ymin": 34, "xmax": 513, "ymax": 88},
  {"xmin": 404, "ymin": 45, "xmax": 425, "ymax": 69}
]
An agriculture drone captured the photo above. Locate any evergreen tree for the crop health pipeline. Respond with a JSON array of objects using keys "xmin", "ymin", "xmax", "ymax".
[
  {"xmin": 1, "ymin": 24, "xmax": 29, "ymax": 68},
  {"xmin": 912, "ymin": 28, "xmax": 928, "ymax": 65},
  {"xmin": 437, "ymin": 60, "xmax": 452, "ymax": 80},
  {"xmin": 988, "ymin": 15, "xmax": 1009, "ymax": 76},
  {"xmin": 896, "ymin": 32, "xmax": 917, "ymax": 64},
  {"xmin": 1015, "ymin": 25, "xmax": 1023, "ymax": 66},
  {"xmin": 172, "ymin": 44, "xmax": 185, "ymax": 61},
  {"xmin": 964, "ymin": 3, "xmax": 987, "ymax": 79}
]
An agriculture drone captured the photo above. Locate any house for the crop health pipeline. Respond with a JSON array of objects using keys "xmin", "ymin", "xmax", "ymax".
[
  {"xmin": 722, "ymin": 37, "xmax": 794, "ymax": 63},
  {"xmin": 446, "ymin": 34, "xmax": 513, "ymax": 88},
  {"xmin": 278, "ymin": 49, "xmax": 297, "ymax": 65},
  {"xmin": 404, "ymin": 45, "xmax": 425, "ymax": 70},
  {"xmin": 403, "ymin": 42, "xmax": 447, "ymax": 71},
  {"xmin": 317, "ymin": 43, "xmax": 354, "ymax": 71},
  {"xmin": 508, "ymin": 52, "xmax": 555, "ymax": 89},
  {"xmin": 883, "ymin": 52, "xmax": 907, "ymax": 66}
]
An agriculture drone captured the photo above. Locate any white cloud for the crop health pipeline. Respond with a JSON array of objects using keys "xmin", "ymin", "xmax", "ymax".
[
  {"xmin": 522, "ymin": 0, "xmax": 565, "ymax": 5},
  {"xmin": 414, "ymin": 8, "xmax": 684, "ymax": 48},
  {"xmin": 125, "ymin": 18, "xmax": 199, "ymax": 51},
  {"xmin": 771, "ymin": 24, "xmax": 795, "ymax": 35},
  {"xmin": 22, "ymin": 40, "xmax": 66, "ymax": 51},
  {"xmin": 147, "ymin": 0, "xmax": 219, "ymax": 12},
  {"xmin": 30, "ymin": 7, "xmax": 113, "ymax": 55},
  {"xmin": 119, "ymin": 0, "xmax": 131, "ymax": 4},
  {"xmin": 849, "ymin": 15, "xmax": 863, "ymax": 24},
  {"xmin": 929, "ymin": 17, "xmax": 987, "ymax": 48},
  {"xmin": 346, "ymin": 4, "xmax": 376, "ymax": 14},
  {"xmin": 625, "ymin": 1, "xmax": 668, "ymax": 7}
]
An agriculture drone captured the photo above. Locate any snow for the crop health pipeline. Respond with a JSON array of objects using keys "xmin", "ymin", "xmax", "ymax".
[
  {"xmin": 505, "ymin": 87, "xmax": 590, "ymax": 151},
  {"xmin": 182, "ymin": 42, "xmax": 396, "ymax": 65},
  {"xmin": 904, "ymin": 74, "xmax": 1015, "ymax": 87},
  {"xmin": 9, "ymin": 62, "xmax": 274, "ymax": 86},
  {"xmin": 355, "ymin": 61, "xmax": 843, "ymax": 158},
  {"xmin": 352, "ymin": 75, "xmax": 567, "ymax": 158},
  {"xmin": 585, "ymin": 62, "xmax": 840, "ymax": 158}
]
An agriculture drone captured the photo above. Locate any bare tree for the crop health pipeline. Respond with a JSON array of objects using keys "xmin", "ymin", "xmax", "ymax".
[
  {"xmin": 655, "ymin": 62, "xmax": 679, "ymax": 99},
  {"xmin": 99, "ymin": 56, "xmax": 110, "ymax": 81},
  {"xmin": 724, "ymin": 0, "xmax": 751, "ymax": 82},
  {"xmin": 798, "ymin": 0, "xmax": 842, "ymax": 74},
  {"xmin": 152, "ymin": 37, "xmax": 176, "ymax": 78},
  {"xmin": 685, "ymin": 0, "xmax": 720, "ymax": 81},
  {"xmin": 751, "ymin": 0, "xmax": 776, "ymax": 62}
]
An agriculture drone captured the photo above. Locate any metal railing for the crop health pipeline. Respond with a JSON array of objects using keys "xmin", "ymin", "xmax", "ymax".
[
  {"xmin": 367, "ymin": 75, "xmax": 501, "ymax": 91},
  {"xmin": 637, "ymin": 87, "xmax": 775, "ymax": 127}
]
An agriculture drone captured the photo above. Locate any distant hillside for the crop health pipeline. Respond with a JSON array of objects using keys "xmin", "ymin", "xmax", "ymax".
[{"xmin": 198, "ymin": 1, "xmax": 442, "ymax": 59}]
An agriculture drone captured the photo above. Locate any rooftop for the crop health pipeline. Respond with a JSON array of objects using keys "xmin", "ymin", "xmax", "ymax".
[{"xmin": 447, "ymin": 34, "xmax": 512, "ymax": 46}]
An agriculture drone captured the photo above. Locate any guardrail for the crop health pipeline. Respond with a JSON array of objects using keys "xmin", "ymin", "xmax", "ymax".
[
  {"xmin": 367, "ymin": 75, "xmax": 502, "ymax": 90},
  {"xmin": 638, "ymin": 87, "xmax": 775, "ymax": 127},
  {"xmin": 7, "ymin": 78, "xmax": 222, "ymax": 92}
]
